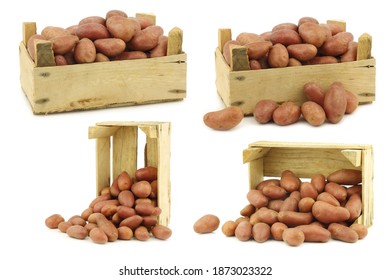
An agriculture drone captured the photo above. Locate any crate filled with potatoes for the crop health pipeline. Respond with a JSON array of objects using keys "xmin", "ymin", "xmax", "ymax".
[
  {"xmin": 19, "ymin": 9, "xmax": 186, "ymax": 114},
  {"xmin": 45, "ymin": 122, "xmax": 172, "ymax": 244},
  {"xmin": 214, "ymin": 17, "xmax": 376, "ymax": 126},
  {"xmin": 219, "ymin": 141, "xmax": 373, "ymax": 246}
]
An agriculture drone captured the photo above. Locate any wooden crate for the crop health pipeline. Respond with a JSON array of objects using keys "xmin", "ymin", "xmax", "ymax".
[
  {"xmin": 215, "ymin": 27, "xmax": 376, "ymax": 115},
  {"xmin": 19, "ymin": 19, "xmax": 186, "ymax": 114},
  {"xmin": 88, "ymin": 121, "xmax": 171, "ymax": 226},
  {"xmin": 243, "ymin": 141, "xmax": 374, "ymax": 227}
]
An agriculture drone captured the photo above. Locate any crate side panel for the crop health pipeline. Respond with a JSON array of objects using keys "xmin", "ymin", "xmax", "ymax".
[
  {"xmin": 229, "ymin": 59, "xmax": 376, "ymax": 115},
  {"xmin": 262, "ymin": 147, "xmax": 361, "ymax": 179},
  {"xmin": 19, "ymin": 43, "xmax": 36, "ymax": 107},
  {"xmin": 215, "ymin": 49, "xmax": 232, "ymax": 106},
  {"xmin": 112, "ymin": 127, "xmax": 138, "ymax": 180},
  {"xmin": 96, "ymin": 137, "xmax": 111, "ymax": 196},
  {"xmin": 361, "ymin": 147, "xmax": 374, "ymax": 227},
  {"xmin": 248, "ymin": 158, "xmax": 264, "ymax": 190},
  {"xmin": 156, "ymin": 123, "xmax": 171, "ymax": 226},
  {"xmin": 27, "ymin": 53, "xmax": 187, "ymax": 114}
]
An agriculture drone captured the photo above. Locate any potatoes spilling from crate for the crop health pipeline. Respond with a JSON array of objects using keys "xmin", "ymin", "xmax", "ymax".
[
  {"xmin": 254, "ymin": 81, "xmax": 358, "ymax": 126},
  {"xmin": 45, "ymin": 166, "xmax": 172, "ymax": 244},
  {"xmin": 28, "ymin": 9, "xmax": 170, "ymax": 65},
  {"xmin": 221, "ymin": 168, "xmax": 368, "ymax": 246},
  {"xmin": 223, "ymin": 17, "xmax": 360, "ymax": 70}
]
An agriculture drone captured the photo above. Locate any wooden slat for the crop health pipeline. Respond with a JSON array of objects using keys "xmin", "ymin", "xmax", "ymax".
[
  {"xmin": 230, "ymin": 45, "xmax": 250, "ymax": 71},
  {"xmin": 112, "ymin": 127, "xmax": 138, "ymax": 180},
  {"xmin": 23, "ymin": 22, "xmax": 37, "ymax": 46},
  {"xmin": 167, "ymin": 27, "xmax": 183, "ymax": 56},
  {"xmin": 135, "ymin": 13, "xmax": 156, "ymax": 25},
  {"xmin": 361, "ymin": 147, "xmax": 374, "ymax": 227},
  {"xmin": 156, "ymin": 122, "xmax": 171, "ymax": 225},
  {"xmin": 243, "ymin": 147, "xmax": 270, "ymax": 163},
  {"xmin": 218, "ymin": 28, "xmax": 232, "ymax": 52},
  {"xmin": 88, "ymin": 126, "xmax": 119, "ymax": 139},
  {"xmin": 34, "ymin": 40, "xmax": 55, "ymax": 67},
  {"xmin": 357, "ymin": 33, "xmax": 372, "ymax": 60},
  {"xmin": 95, "ymin": 137, "xmax": 111, "ymax": 196},
  {"xmin": 248, "ymin": 157, "xmax": 264, "ymax": 190}
]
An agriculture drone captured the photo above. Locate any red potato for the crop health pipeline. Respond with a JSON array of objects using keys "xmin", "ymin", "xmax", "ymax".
[
  {"xmin": 282, "ymin": 228, "xmax": 305, "ymax": 246},
  {"xmin": 79, "ymin": 16, "xmax": 106, "ymax": 26},
  {"xmin": 128, "ymin": 25, "xmax": 164, "ymax": 51},
  {"xmin": 298, "ymin": 22, "xmax": 328, "ymax": 48},
  {"xmin": 76, "ymin": 23, "xmax": 110, "ymax": 40},
  {"xmin": 344, "ymin": 193, "xmax": 362, "ymax": 223},
  {"xmin": 41, "ymin": 26, "xmax": 69, "ymax": 40},
  {"xmin": 280, "ymin": 170, "xmax": 301, "ymax": 192},
  {"xmin": 94, "ymin": 53, "xmax": 110, "ymax": 63},
  {"xmin": 287, "ymin": 43, "xmax": 317, "ymax": 61},
  {"xmin": 312, "ymin": 201, "xmax": 350, "ymax": 224},
  {"xmin": 66, "ymin": 225, "xmax": 88, "ymax": 240},
  {"xmin": 268, "ymin": 43, "xmax": 289, "ymax": 68},
  {"xmin": 74, "ymin": 38, "xmax": 96, "ymax": 64},
  {"xmin": 324, "ymin": 182, "xmax": 347, "ymax": 202},
  {"xmin": 327, "ymin": 169, "xmax": 362, "ymax": 185},
  {"xmin": 135, "ymin": 166, "xmax": 158, "ymax": 182},
  {"xmin": 303, "ymin": 82, "xmax": 325, "ymax": 107},
  {"xmin": 49, "ymin": 35, "xmax": 79, "ymax": 55},
  {"xmin": 235, "ymin": 221, "xmax": 253, "ymax": 241},
  {"xmin": 106, "ymin": 16, "xmax": 141, "ymax": 42},
  {"xmin": 295, "ymin": 225, "xmax": 331, "ymax": 242},
  {"xmin": 203, "ymin": 106, "xmax": 244, "ymax": 131},
  {"xmin": 319, "ymin": 32, "xmax": 354, "ymax": 56},
  {"xmin": 150, "ymin": 35, "xmax": 168, "ymax": 58},
  {"xmin": 193, "ymin": 214, "xmax": 220, "ymax": 234},
  {"xmin": 236, "ymin": 32, "xmax": 263, "ymax": 45},
  {"xmin": 288, "ymin": 58, "xmax": 302, "ymax": 66},
  {"xmin": 270, "ymin": 222, "xmax": 288, "ymax": 241},
  {"xmin": 272, "ymin": 22, "xmax": 298, "ymax": 32},
  {"xmin": 344, "ymin": 90, "xmax": 359, "ymax": 114},
  {"xmin": 94, "ymin": 38, "xmax": 126, "ymax": 57},
  {"xmin": 311, "ymin": 173, "xmax": 326, "ymax": 193},
  {"xmin": 272, "ymin": 101, "xmax": 301, "ymax": 126},
  {"xmin": 301, "ymin": 101, "xmax": 326, "ymax": 126},
  {"xmin": 328, "ymin": 223, "xmax": 358, "ymax": 243},
  {"xmin": 247, "ymin": 189, "xmax": 269, "ymax": 208},
  {"xmin": 152, "ymin": 225, "xmax": 172, "ymax": 240},
  {"xmin": 341, "ymin": 41, "xmax": 358, "ymax": 62},
  {"xmin": 249, "ymin": 59, "xmax": 262, "ymax": 70},
  {"xmin": 253, "ymin": 99, "xmax": 279, "ymax": 124},
  {"xmin": 277, "ymin": 211, "xmax": 313, "ymax": 227},
  {"xmin": 45, "ymin": 214, "xmax": 65, "ymax": 229},
  {"xmin": 222, "ymin": 220, "xmax": 238, "ymax": 237},
  {"xmin": 270, "ymin": 29, "xmax": 302, "ymax": 46},
  {"xmin": 323, "ymin": 82, "xmax": 347, "ymax": 124},
  {"xmin": 252, "ymin": 223, "xmax": 271, "ymax": 243}
]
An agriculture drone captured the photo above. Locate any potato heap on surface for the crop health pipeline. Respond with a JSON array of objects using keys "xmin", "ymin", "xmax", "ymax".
[
  {"xmin": 223, "ymin": 16, "xmax": 359, "ymax": 70},
  {"xmin": 45, "ymin": 166, "xmax": 172, "ymax": 244},
  {"xmin": 221, "ymin": 168, "xmax": 368, "ymax": 246},
  {"xmin": 28, "ymin": 9, "xmax": 169, "ymax": 66},
  {"xmin": 253, "ymin": 81, "xmax": 359, "ymax": 126}
]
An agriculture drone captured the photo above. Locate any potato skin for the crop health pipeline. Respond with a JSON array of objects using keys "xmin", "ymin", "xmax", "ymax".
[
  {"xmin": 245, "ymin": 41, "xmax": 272, "ymax": 60},
  {"xmin": 282, "ymin": 228, "xmax": 304, "ymax": 246},
  {"xmin": 303, "ymin": 82, "xmax": 325, "ymax": 107},
  {"xmin": 235, "ymin": 221, "xmax": 253, "ymax": 241},
  {"xmin": 268, "ymin": 43, "xmax": 289, "ymax": 68},
  {"xmin": 287, "ymin": 43, "xmax": 317, "ymax": 61},
  {"xmin": 298, "ymin": 22, "xmax": 327, "ymax": 48},
  {"xmin": 295, "ymin": 225, "xmax": 330, "ymax": 242},
  {"xmin": 193, "ymin": 214, "xmax": 220, "ymax": 234},
  {"xmin": 94, "ymin": 38, "xmax": 126, "ymax": 57},
  {"xmin": 106, "ymin": 16, "xmax": 141, "ymax": 42},
  {"xmin": 45, "ymin": 214, "xmax": 65, "ymax": 229},
  {"xmin": 203, "ymin": 106, "xmax": 244, "ymax": 131},
  {"xmin": 74, "ymin": 38, "xmax": 96, "ymax": 63},
  {"xmin": 272, "ymin": 101, "xmax": 301, "ymax": 126},
  {"xmin": 135, "ymin": 166, "xmax": 158, "ymax": 182},
  {"xmin": 323, "ymin": 82, "xmax": 347, "ymax": 124},
  {"xmin": 253, "ymin": 99, "xmax": 279, "ymax": 124},
  {"xmin": 327, "ymin": 169, "xmax": 362, "ymax": 185},
  {"xmin": 344, "ymin": 193, "xmax": 362, "ymax": 223},
  {"xmin": 270, "ymin": 222, "xmax": 288, "ymax": 241},
  {"xmin": 270, "ymin": 29, "xmax": 302, "ymax": 46},
  {"xmin": 128, "ymin": 25, "xmax": 164, "ymax": 51},
  {"xmin": 50, "ymin": 35, "xmax": 79, "ymax": 55},
  {"xmin": 76, "ymin": 23, "xmax": 110, "ymax": 40},
  {"xmin": 301, "ymin": 101, "xmax": 326, "ymax": 126},
  {"xmin": 222, "ymin": 220, "xmax": 238, "ymax": 236},
  {"xmin": 247, "ymin": 189, "xmax": 269, "ymax": 208},
  {"xmin": 328, "ymin": 223, "xmax": 358, "ymax": 243},
  {"xmin": 312, "ymin": 201, "xmax": 350, "ymax": 224},
  {"xmin": 66, "ymin": 225, "xmax": 88, "ymax": 240},
  {"xmin": 280, "ymin": 170, "xmax": 301, "ymax": 192},
  {"xmin": 151, "ymin": 225, "xmax": 172, "ymax": 240},
  {"xmin": 350, "ymin": 223, "xmax": 368, "ymax": 239},
  {"xmin": 277, "ymin": 211, "xmax": 313, "ymax": 227},
  {"xmin": 320, "ymin": 32, "xmax": 354, "ymax": 56},
  {"xmin": 89, "ymin": 227, "xmax": 108, "ymax": 244},
  {"xmin": 252, "ymin": 222, "xmax": 271, "ymax": 243}
]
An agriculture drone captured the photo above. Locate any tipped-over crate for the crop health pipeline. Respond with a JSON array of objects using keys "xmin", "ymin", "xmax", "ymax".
[
  {"xmin": 19, "ymin": 15, "xmax": 186, "ymax": 114},
  {"xmin": 215, "ymin": 24, "xmax": 376, "ymax": 116},
  {"xmin": 243, "ymin": 141, "xmax": 374, "ymax": 227},
  {"xmin": 88, "ymin": 121, "xmax": 171, "ymax": 226}
]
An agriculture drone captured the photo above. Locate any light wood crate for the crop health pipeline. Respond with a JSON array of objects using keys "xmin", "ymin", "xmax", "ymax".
[
  {"xmin": 19, "ymin": 19, "xmax": 186, "ymax": 114},
  {"xmin": 243, "ymin": 141, "xmax": 374, "ymax": 227},
  {"xmin": 88, "ymin": 121, "xmax": 171, "ymax": 226},
  {"xmin": 215, "ymin": 27, "xmax": 376, "ymax": 115}
]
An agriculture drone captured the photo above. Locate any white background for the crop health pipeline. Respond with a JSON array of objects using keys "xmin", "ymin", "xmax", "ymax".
[{"xmin": 1, "ymin": 0, "xmax": 389, "ymax": 279}]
